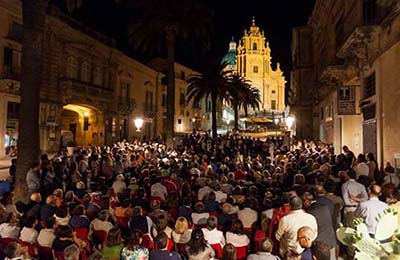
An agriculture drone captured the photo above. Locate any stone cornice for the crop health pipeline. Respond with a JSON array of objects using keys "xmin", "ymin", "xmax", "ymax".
[{"xmin": 337, "ymin": 26, "xmax": 381, "ymax": 69}]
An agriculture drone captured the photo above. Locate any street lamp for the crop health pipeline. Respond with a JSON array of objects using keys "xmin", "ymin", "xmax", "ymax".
[
  {"xmin": 83, "ymin": 112, "xmax": 89, "ymax": 146},
  {"xmin": 285, "ymin": 115, "xmax": 295, "ymax": 150},
  {"xmin": 192, "ymin": 118, "xmax": 196, "ymax": 131},
  {"xmin": 274, "ymin": 118, "xmax": 279, "ymax": 137},
  {"xmin": 285, "ymin": 116, "xmax": 295, "ymax": 130},
  {"xmin": 134, "ymin": 118, "xmax": 144, "ymax": 132},
  {"xmin": 226, "ymin": 118, "xmax": 231, "ymax": 133}
]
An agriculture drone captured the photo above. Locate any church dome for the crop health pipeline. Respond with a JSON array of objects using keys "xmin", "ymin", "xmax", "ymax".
[{"xmin": 221, "ymin": 37, "xmax": 237, "ymax": 67}]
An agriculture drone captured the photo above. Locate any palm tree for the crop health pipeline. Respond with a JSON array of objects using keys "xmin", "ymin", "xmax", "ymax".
[
  {"xmin": 15, "ymin": 0, "xmax": 84, "ymax": 202},
  {"xmin": 187, "ymin": 61, "xmax": 231, "ymax": 138},
  {"xmin": 241, "ymin": 86, "xmax": 261, "ymax": 117},
  {"xmin": 226, "ymin": 74, "xmax": 253, "ymax": 130},
  {"xmin": 126, "ymin": 0, "xmax": 212, "ymax": 146}
]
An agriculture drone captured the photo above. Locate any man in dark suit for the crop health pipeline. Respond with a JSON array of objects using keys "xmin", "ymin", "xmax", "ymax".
[{"xmin": 302, "ymin": 192, "xmax": 337, "ymax": 260}]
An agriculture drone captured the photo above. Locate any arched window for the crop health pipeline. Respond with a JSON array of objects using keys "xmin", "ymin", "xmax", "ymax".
[
  {"xmin": 93, "ymin": 66, "xmax": 103, "ymax": 86},
  {"xmin": 81, "ymin": 61, "xmax": 91, "ymax": 82},
  {"xmin": 66, "ymin": 57, "xmax": 78, "ymax": 79},
  {"xmin": 253, "ymin": 43, "xmax": 257, "ymax": 50}
]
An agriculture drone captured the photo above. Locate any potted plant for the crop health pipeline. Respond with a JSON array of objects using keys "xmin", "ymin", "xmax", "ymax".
[
  {"xmin": 66, "ymin": 141, "xmax": 76, "ymax": 156},
  {"xmin": 336, "ymin": 207, "xmax": 400, "ymax": 260}
]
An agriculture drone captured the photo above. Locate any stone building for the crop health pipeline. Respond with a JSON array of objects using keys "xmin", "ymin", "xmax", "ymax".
[
  {"xmin": 147, "ymin": 58, "xmax": 212, "ymax": 135},
  {"xmin": 291, "ymin": 0, "xmax": 400, "ymax": 166},
  {"xmin": 0, "ymin": 0, "xmax": 210, "ymax": 158},
  {"xmin": 222, "ymin": 17, "xmax": 286, "ymax": 118}
]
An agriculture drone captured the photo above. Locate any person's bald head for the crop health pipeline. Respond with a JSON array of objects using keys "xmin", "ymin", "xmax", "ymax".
[
  {"xmin": 46, "ymin": 195, "xmax": 55, "ymax": 205},
  {"xmin": 313, "ymin": 185, "xmax": 326, "ymax": 197},
  {"xmin": 297, "ymin": 226, "xmax": 315, "ymax": 249},
  {"xmin": 369, "ymin": 184, "xmax": 381, "ymax": 197}
]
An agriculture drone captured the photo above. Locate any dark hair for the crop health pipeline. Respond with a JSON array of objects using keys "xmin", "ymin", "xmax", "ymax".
[
  {"xmin": 207, "ymin": 216, "xmax": 218, "ymax": 230},
  {"xmin": 31, "ymin": 161, "xmax": 40, "ymax": 168},
  {"xmin": 56, "ymin": 205, "xmax": 69, "ymax": 218},
  {"xmin": 127, "ymin": 229, "xmax": 143, "ymax": 250},
  {"xmin": 282, "ymin": 192, "xmax": 292, "ymax": 204},
  {"xmin": 45, "ymin": 217, "xmax": 55, "ymax": 229},
  {"xmin": 230, "ymin": 219, "xmax": 245, "ymax": 235},
  {"xmin": 221, "ymin": 243, "xmax": 236, "ymax": 260},
  {"xmin": 72, "ymin": 205, "xmax": 85, "ymax": 216},
  {"xmin": 56, "ymin": 225, "xmax": 73, "ymax": 238},
  {"xmin": 289, "ymin": 196, "xmax": 303, "ymax": 210},
  {"xmin": 24, "ymin": 216, "xmax": 37, "ymax": 228},
  {"xmin": 187, "ymin": 228, "xmax": 207, "ymax": 256},
  {"xmin": 155, "ymin": 231, "xmax": 168, "ymax": 249},
  {"xmin": 324, "ymin": 180, "xmax": 336, "ymax": 193},
  {"xmin": 347, "ymin": 169, "xmax": 356, "ymax": 179},
  {"xmin": 105, "ymin": 228, "xmax": 122, "ymax": 247},
  {"xmin": 4, "ymin": 242, "xmax": 19, "ymax": 258}
]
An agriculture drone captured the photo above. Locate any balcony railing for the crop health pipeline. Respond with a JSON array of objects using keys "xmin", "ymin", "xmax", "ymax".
[
  {"xmin": 1, "ymin": 65, "xmax": 21, "ymax": 80},
  {"xmin": 143, "ymin": 104, "xmax": 157, "ymax": 117}
]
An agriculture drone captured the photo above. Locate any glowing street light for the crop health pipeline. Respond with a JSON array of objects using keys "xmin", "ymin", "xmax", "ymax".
[
  {"xmin": 274, "ymin": 118, "xmax": 279, "ymax": 125},
  {"xmin": 134, "ymin": 118, "xmax": 144, "ymax": 132},
  {"xmin": 285, "ymin": 116, "xmax": 295, "ymax": 130}
]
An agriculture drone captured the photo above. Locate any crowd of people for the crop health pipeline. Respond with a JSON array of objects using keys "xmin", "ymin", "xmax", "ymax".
[{"xmin": 0, "ymin": 132, "xmax": 399, "ymax": 260}]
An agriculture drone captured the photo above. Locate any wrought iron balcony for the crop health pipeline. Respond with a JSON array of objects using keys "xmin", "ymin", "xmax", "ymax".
[{"xmin": 1, "ymin": 65, "xmax": 21, "ymax": 81}]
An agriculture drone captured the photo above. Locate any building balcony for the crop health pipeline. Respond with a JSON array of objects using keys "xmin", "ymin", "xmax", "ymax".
[
  {"xmin": 143, "ymin": 104, "xmax": 157, "ymax": 118},
  {"xmin": 1, "ymin": 65, "xmax": 21, "ymax": 81},
  {"xmin": 60, "ymin": 77, "xmax": 113, "ymax": 105},
  {"xmin": 320, "ymin": 63, "xmax": 360, "ymax": 87},
  {"xmin": 337, "ymin": 26, "xmax": 381, "ymax": 67}
]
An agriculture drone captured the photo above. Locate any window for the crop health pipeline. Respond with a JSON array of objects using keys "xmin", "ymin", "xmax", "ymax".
[
  {"xmin": 7, "ymin": 102, "xmax": 20, "ymax": 119},
  {"xmin": 364, "ymin": 73, "xmax": 376, "ymax": 99},
  {"xmin": 271, "ymin": 100, "xmax": 276, "ymax": 110},
  {"xmin": 272, "ymin": 90, "xmax": 276, "ymax": 94},
  {"xmin": 253, "ymin": 66, "xmax": 258, "ymax": 73},
  {"xmin": 179, "ymin": 93, "xmax": 185, "ymax": 105},
  {"xmin": 8, "ymin": 22, "xmax": 23, "ymax": 42},
  {"xmin": 93, "ymin": 66, "xmax": 103, "ymax": 86},
  {"xmin": 120, "ymin": 82, "xmax": 130, "ymax": 102},
  {"xmin": 180, "ymin": 71, "xmax": 185, "ymax": 80},
  {"xmin": 320, "ymin": 107, "xmax": 324, "ymax": 120},
  {"xmin": 3, "ymin": 47, "xmax": 12, "ymax": 65},
  {"xmin": 145, "ymin": 91, "xmax": 153, "ymax": 110},
  {"xmin": 162, "ymin": 94, "xmax": 166, "ymax": 107},
  {"xmin": 66, "ymin": 57, "xmax": 78, "ymax": 79},
  {"xmin": 206, "ymin": 100, "xmax": 211, "ymax": 112},
  {"xmin": 253, "ymin": 43, "xmax": 257, "ymax": 50},
  {"xmin": 81, "ymin": 61, "xmax": 91, "ymax": 82}
]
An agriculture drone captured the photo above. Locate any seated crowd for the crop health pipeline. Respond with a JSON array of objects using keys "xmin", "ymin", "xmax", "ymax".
[{"xmin": 0, "ymin": 133, "xmax": 398, "ymax": 260}]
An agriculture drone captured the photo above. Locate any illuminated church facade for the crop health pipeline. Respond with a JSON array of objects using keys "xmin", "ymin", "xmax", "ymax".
[{"xmin": 222, "ymin": 17, "xmax": 287, "ymax": 116}]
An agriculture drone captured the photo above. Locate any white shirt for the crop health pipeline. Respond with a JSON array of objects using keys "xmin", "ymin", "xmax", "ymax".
[
  {"xmin": 226, "ymin": 231, "xmax": 250, "ymax": 247},
  {"xmin": 19, "ymin": 227, "xmax": 38, "ymax": 244},
  {"xmin": 342, "ymin": 179, "xmax": 368, "ymax": 206},
  {"xmin": 0, "ymin": 223, "xmax": 20, "ymax": 239},
  {"xmin": 202, "ymin": 228, "xmax": 225, "ymax": 246},
  {"xmin": 191, "ymin": 212, "xmax": 209, "ymax": 225},
  {"xmin": 112, "ymin": 180, "xmax": 127, "ymax": 194},
  {"xmin": 353, "ymin": 162, "xmax": 369, "ymax": 179},
  {"xmin": 238, "ymin": 207, "xmax": 258, "ymax": 228},
  {"xmin": 89, "ymin": 218, "xmax": 113, "ymax": 237},
  {"xmin": 151, "ymin": 183, "xmax": 167, "ymax": 200},
  {"xmin": 354, "ymin": 197, "xmax": 388, "ymax": 234},
  {"xmin": 383, "ymin": 174, "xmax": 400, "ymax": 188},
  {"xmin": 248, "ymin": 252, "xmax": 281, "ymax": 260},
  {"xmin": 214, "ymin": 190, "xmax": 227, "ymax": 203},
  {"xmin": 37, "ymin": 228, "xmax": 56, "ymax": 247},
  {"xmin": 198, "ymin": 186, "xmax": 213, "ymax": 201},
  {"xmin": 275, "ymin": 209, "xmax": 318, "ymax": 256}
]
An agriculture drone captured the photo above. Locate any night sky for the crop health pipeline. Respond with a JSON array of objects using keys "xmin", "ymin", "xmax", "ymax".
[{"xmin": 65, "ymin": 0, "xmax": 315, "ymax": 82}]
